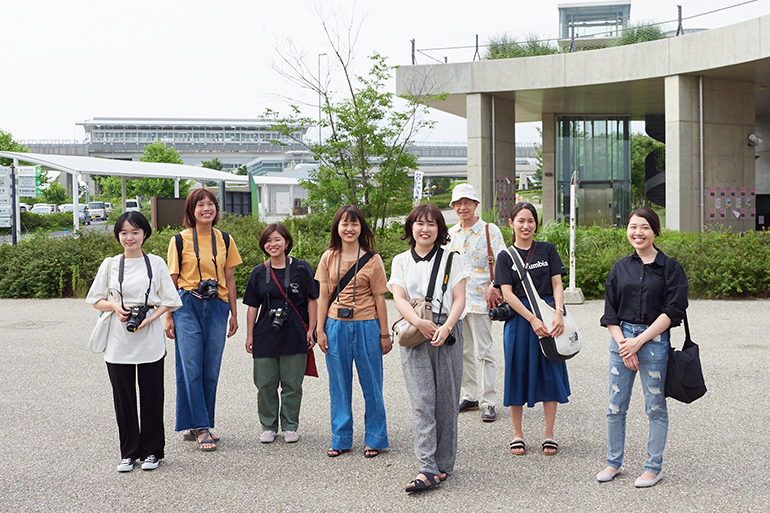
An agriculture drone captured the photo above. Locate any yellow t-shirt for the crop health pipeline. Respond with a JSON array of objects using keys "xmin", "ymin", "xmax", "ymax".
[{"xmin": 167, "ymin": 228, "xmax": 242, "ymax": 302}]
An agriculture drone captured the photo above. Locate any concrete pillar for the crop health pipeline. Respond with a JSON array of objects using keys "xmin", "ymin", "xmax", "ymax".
[
  {"xmin": 665, "ymin": 75, "xmax": 756, "ymax": 232},
  {"xmin": 466, "ymin": 93, "xmax": 515, "ymax": 220},
  {"xmin": 541, "ymin": 113, "xmax": 557, "ymax": 223}
]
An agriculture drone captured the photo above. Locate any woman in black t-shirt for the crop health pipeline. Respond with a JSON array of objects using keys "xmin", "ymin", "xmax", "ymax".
[
  {"xmin": 494, "ymin": 203, "xmax": 569, "ymax": 457},
  {"xmin": 243, "ymin": 224, "xmax": 319, "ymax": 444}
]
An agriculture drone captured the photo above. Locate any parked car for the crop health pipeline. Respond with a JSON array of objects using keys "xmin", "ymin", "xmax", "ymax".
[
  {"xmin": 104, "ymin": 202, "xmax": 114, "ymax": 216},
  {"xmin": 30, "ymin": 205, "xmax": 55, "ymax": 215},
  {"xmin": 87, "ymin": 201, "xmax": 107, "ymax": 221},
  {"xmin": 60, "ymin": 203, "xmax": 91, "ymax": 225},
  {"xmin": 19, "ymin": 203, "xmax": 31, "ymax": 212},
  {"xmin": 124, "ymin": 199, "xmax": 142, "ymax": 213}
]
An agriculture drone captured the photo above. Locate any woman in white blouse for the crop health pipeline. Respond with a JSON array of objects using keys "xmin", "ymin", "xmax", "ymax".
[
  {"xmin": 86, "ymin": 212, "xmax": 182, "ymax": 473},
  {"xmin": 388, "ymin": 204, "xmax": 468, "ymax": 492}
]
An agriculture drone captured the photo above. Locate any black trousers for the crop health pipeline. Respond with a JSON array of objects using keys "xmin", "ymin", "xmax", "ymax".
[{"xmin": 106, "ymin": 357, "xmax": 165, "ymax": 460}]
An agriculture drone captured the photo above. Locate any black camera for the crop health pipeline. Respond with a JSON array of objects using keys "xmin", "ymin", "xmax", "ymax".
[
  {"xmin": 198, "ymin": 279, "xmax": 219, "ymax": 299},
  {"xmin": 489, "ymin": 303, "xmax": 515, "ymax": 321},
  {"xmin": 337, "ymin": 307, "xmax": 353, "ymax": 318},
  {"xmin": 126, "ymin": 305, "xmax": 151, "ymax": 332},
  {"xmin": 444, "ymin": 332, "xmax": 456, "ymax": 346},
  {"xmin": 269, "ymin": 307, "xmax": 289, "ymax": 332}
]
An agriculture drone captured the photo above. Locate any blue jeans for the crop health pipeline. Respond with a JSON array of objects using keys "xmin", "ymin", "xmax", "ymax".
[
  {"xmin": 606, "ymin": 322, "xmax": 669, "ymax": 474},
  {"xmin": 325, "ymin": 318, "xmax": 388, "ymax": 450},
  {"xmin": 173, "ymin": 290, "xmax": 230, "ymax": 432}
]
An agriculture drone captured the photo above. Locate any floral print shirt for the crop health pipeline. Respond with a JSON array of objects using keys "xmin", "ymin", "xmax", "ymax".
[{"xmin": 448, "ymin": 218, "xmax": 507, "ymax": 314}]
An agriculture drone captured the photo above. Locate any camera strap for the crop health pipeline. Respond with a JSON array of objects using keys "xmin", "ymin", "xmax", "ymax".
[
  {"xmin": 330, "ymin": 247, "xmax": 373, "ymax": 308},
  {"xmin": 265, "ymin": 260, "xmax": 308, "ymax": 331},
  {"xmin": 435, "ymin": 251, "xmax": 456, "ymax": 318},
  {"xmin": 118, "ymin": 253, "xmax": 153, "ymax": 309},
  {"xmin": 192, "ymin": 228, "xmax": 219, "ymax": 284}
]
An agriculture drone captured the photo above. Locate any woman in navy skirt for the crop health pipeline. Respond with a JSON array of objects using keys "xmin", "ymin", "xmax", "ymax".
[{"xmin": 494, "ymin": 203, "xmax": 569, "ymax": 457}]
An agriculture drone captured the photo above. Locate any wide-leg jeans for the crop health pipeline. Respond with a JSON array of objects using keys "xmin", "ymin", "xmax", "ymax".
[
  {"xmin": 173, "ymin": 291, "xmax": 230, "ymax": 432},
  {"xmin": 325, "ymin": 318, "xmax": 389, "ymax": 451}
]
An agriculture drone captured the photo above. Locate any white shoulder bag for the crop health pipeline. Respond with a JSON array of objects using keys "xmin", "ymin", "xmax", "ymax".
[
  {"xmin": 507, "ymin": 244, "xmax": 582, "ymax": 362},
  {"xmin": 88, "ymin": 257, "xmax": 119, "ymax": 353}
]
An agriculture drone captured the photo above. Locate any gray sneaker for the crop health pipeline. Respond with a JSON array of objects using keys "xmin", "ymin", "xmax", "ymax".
[
  {"xmin": 481, "ymin": 405, "xmax": 497, "ymax": 422},
  {"xmin": 141, "ymin": 455, "xmax": 160, "ymax": 471}
]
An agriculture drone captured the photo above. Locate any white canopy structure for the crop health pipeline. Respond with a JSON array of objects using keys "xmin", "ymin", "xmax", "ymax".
[{"xmin": 0, "ymin": 151, "xmax": 248, "ymax": 234}]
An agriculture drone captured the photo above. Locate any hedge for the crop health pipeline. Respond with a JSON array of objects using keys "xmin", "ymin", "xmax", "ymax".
[{"xmin": 1, "ymin": 214, "xmax": 769, "ymax": 299}]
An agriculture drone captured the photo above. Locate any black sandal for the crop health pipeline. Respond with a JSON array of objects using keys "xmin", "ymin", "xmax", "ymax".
[
  {"xmin": 405, "ymin": 473, "xmax": 441, "ymax": 492},
  {"xmin": 542, "ymin": 439, "xmax": 558, "ymax": 456},
  {"xmin": 364, "ymin": 448, "xmax": 380, "ymax": 458},
  {"xmin": 509, "ymin": 438, "xmax": 526, "ymax": 455},
  {"xmin": 327, "ymin": 448, "xmax": 348, "ymax": 458}
]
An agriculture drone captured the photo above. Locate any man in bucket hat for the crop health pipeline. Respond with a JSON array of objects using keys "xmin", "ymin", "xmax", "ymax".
[{"xmin": 447, "ymin": 184, "xmax": 506, "ymax": 422}]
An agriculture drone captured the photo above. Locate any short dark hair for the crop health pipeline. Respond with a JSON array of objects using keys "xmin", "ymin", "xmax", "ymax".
[
  {"xmin": 259, "ymin": 223, "xmax": 294, "ymax": 256},
  {"xmin": 183, "ymin": 188, "xmax": 220, "ymax": 228},
  {"xmin": 509, "ymin": 202, "xmax": 539, "ymax": 243},
  {"xmin": 402, "ymin": 204, "xmax": 450, "ymax": 248},
  {"xmin": 329, "ymin": 205, "xmax": 376, "ymax": 255},
  {"xmin": 628, "ymin": 206, "xmax": 661, "ymax": 236},
  {"xmin": 114, "ymin": 211, "xmax": 152, "ymax": 243}
]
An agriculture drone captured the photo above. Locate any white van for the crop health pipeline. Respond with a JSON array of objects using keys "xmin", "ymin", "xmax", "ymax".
[{"xmin": 125, "ymin": 199, "xmax": 142, "ymax": 213}]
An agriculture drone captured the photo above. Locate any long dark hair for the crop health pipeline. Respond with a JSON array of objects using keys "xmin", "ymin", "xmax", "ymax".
[
  {"xmin": 328, "ymin": 205, "xmax": 375, "ymax": 255},
  {"xmin": 401, "ymin": 204, "xmax": 450, "ymax": 248},
  {"xmin": 509, "ymin": 202, "xmax": 539, "ymax": 243}
]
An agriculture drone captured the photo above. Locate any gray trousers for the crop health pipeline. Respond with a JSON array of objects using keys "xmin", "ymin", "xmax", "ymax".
[{"xmin": 400, "ymin": 316, "xmax": 464, "ymax": 476}]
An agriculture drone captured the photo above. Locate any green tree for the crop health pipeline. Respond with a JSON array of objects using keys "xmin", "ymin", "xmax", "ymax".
[
  {"xmin": 201, "ymin": 158, "xmax": 224, "ymax": 171},
  {"xmin": 41, "ymin": 181, "xmax": 69, "ymax": 204},
  {"xmin": 486, "ymin": 33, "xmax": 560, "ymax": 60},
  {"xmin": 95, "ymin": 141, "xmax": 190, "ymax": 199},
  {"xmin": 630, "ymin": 133, "xmax": 665, "ymax": 206},
  {"xmin": 0, "ymin": 129, "xmax": 30, "ymax": 167},
  {"xmin": 235, "ymin": 165, "xmax": 248, "ymax": 176},
  {"xmin": 266, "ymin": 52, "xmax": 441, "ymax": 232}
]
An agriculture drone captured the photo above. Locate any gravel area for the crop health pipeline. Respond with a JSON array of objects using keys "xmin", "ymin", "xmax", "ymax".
[{"xmin": 0, "ymin": 298, "xmax": 767, "ymax": 512}]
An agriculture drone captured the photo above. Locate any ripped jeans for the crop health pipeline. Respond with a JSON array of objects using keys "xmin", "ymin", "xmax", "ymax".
[{"xmin": 606, "ymin": 322, "xmax": 669, "ymax": 474}]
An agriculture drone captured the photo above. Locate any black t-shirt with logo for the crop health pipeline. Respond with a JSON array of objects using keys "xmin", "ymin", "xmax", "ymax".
[
  {"xmin": 494, "ymin": 241, "xmax": 565, "ymax": 299},
  {"xmin": 243, "ymin": 258, "xmax": 319, "ymax": 358}
]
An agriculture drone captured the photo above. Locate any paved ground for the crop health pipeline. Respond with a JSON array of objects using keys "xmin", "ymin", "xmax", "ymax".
[{"xmin": 1, "ymin": 298, "xmax": 768, "ymax": 512}]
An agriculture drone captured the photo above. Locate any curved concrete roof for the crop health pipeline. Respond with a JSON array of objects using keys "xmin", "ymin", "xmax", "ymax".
[
  {"xmin": 396, "ymin": 14, "xmax": 770, "ymax": 121},
  {"xmin": 0, "ymin": 151, "xmax": 248, "ymax": 183}
]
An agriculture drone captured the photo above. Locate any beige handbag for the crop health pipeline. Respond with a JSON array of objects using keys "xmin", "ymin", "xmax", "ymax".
[
  {"xmin": 392, "ymin": 249, "xmax": 455, "ymax": 348},
  {"xmin": 88, "ymin": 257, "xmax": 119, "ymax": 353}
]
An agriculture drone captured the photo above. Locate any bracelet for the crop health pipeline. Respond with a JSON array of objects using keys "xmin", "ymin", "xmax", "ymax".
[{"xmin": 380, "ymin": 334, "xmax": 391, "ymax": 339}]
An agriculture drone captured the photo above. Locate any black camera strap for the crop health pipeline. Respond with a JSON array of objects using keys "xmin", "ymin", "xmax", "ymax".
[
  {"xmin": 265, "ymin": 259, "xmax": 308, "ymax": 331},
  {"xmin": 192, "ymin": 228, "xmax": 219, "ymax": 284},
  {"xmin": 425, "ymin": 247, "xmax": 444, "ymax": 304},
  {"xmin": 329, "ymin": 247, "xmax": 373, "ymax": 308},
  {"xmin": 435, "ymin": 251, "xmax": 456, "ymax": 318},
  {"xmin": 118, "ymin": 252, "xmax": 153, "ymax": 309}
]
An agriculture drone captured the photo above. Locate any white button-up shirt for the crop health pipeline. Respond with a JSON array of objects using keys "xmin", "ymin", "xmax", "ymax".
[{"xmin": 448, "ymin": 218, "xmax": 506, "ymax": 314}]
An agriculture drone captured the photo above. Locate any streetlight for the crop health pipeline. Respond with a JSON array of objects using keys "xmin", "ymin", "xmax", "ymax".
[{"xmin": 318, "ymin": 53, "xmax": 327, "ymax": 145}]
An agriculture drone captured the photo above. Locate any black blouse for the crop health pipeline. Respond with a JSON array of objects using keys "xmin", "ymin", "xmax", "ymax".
[{"xmin": 601, "ymin": 250, "xmax": 688, "ymax": 328}]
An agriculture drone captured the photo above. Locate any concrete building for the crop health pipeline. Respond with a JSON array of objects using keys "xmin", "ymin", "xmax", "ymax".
[{"xmin": 397, "ymin": 13, "xmax": 770, "ymax": 232}]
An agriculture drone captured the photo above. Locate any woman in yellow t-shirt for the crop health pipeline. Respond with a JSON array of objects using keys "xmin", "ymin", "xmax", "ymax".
[{"xmin": 164, "ymin": 188, "xmax": 242, "ymax": 452}]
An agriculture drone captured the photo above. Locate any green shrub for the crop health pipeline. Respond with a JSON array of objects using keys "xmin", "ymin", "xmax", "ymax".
[{"xmin": 2, "ymin": 214, "xmax": 770, "ymax": 299}]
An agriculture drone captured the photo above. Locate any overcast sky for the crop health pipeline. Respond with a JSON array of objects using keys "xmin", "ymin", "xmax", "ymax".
[{"xmin": 4, "ymin": 0, "xmax": 769, "ymax": 145}]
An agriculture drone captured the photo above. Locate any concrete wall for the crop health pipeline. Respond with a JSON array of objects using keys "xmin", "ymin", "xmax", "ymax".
[
  {"xmin": 666, "ymin": 76, "xmax": 756, "ymax": 232},
  {"xmin": 755, "ymin": 116, "xmax": 770, "ymax": 194}
]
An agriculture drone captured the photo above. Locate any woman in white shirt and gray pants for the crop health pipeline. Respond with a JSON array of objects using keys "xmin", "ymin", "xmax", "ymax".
[{"xmin": 388, "ymin": 204, "xmax": 468, "ymax": 492}]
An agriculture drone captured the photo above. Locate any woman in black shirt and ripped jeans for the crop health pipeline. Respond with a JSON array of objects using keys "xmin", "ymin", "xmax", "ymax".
[{"xmin": 597, "ymin": 207, "xmax": 688, "ymax": 488}]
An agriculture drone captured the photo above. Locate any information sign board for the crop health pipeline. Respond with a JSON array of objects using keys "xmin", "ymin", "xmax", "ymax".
[
  {"xmin": 0, "ymin": 167, "xmax": 10, "ymax": 177},
  {"xmin": 0, "ymin": 218, "xmax": 11, "ymax": 228},
  {"xmin": 17, "ymin": 187, "xmax": 37, "ymax": 197},
  {"xmin": 0, "ymin": 197, "xmax": 11, "ymax": 207},
  {"xmin": 0, "ymin": 206, "xmax": 11, "ymax": 217},
  {"xmin": 0, "ymin": 176, "xmax": 10, "ymax": 187},
  {"xmin": 0, "ymin": 186, "xmax": 10, "ymax": 196},
  {"xmin": 18, "ymin": 176, "xmax": 35, "ymax": 187}
]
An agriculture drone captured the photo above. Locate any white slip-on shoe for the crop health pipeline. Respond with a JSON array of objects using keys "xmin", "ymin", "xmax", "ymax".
[
  {"xmin": 259, "ymin": 430, "xmax": 276, "ymax": 443},
  {"xmin": 634, "ymin": 472, "xmax": 663, "ymax": 488},
  {"xmin": 283, "ymin": 431, "xmax": 300, "ymax": 443},
  {"xmin": 596, "ymin": 467, "xmax": 622, "ymax": 482}
]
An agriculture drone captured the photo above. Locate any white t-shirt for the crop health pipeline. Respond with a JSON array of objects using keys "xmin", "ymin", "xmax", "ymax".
[
  {"xmin": 387, "ymin": 245, "xmax": 469, "ymax": 318},
  {"xmin": 86, "ymin": 253, "xmax": 182, "ymax": 364}
]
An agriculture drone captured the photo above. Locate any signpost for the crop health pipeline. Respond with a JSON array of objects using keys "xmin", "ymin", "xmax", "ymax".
[
  {"xmin": 0, "ymin": 166, "xmax": 13, "ymax": 239},
  {"xmin": 413, "ymin": 170, "xmax": 424, "ymax": 207}
]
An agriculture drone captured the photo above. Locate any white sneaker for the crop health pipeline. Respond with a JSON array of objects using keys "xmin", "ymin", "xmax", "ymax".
[
  {"xmin": 283, "ymin": 431, "xmax": 300, "ymax": 443},
  {"xmin": 259, "ymin": 430, "xmax": 276, "ymax": 443},
  {"xmin": 117, "ymin": 458, "xmax": 135, "ymax": 472},
  {"xmin": 141, "ymin": 455, "xmax": 160, "ymax": 471}
]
